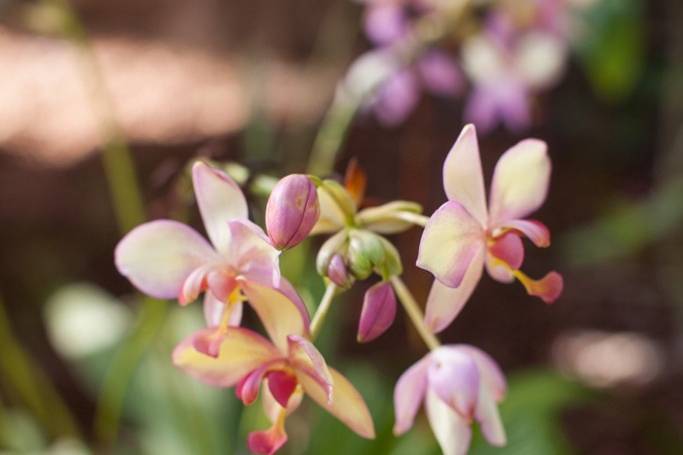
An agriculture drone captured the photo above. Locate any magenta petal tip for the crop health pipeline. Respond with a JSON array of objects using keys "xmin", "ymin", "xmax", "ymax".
[{"xmin": 357, "ymin": 281, "xmax": 397, "ymax": 343}]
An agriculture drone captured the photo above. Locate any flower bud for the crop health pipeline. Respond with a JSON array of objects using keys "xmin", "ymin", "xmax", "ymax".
[
  {"xmin": 316, "ymin": 230, "xmax": 348, "ymax": 276},
  {"xmin": 327, "ymin": 254, "xmax": 351, "ymax": 288},
  {"xmin": 357, "ymin": 281, "xmax": 397, "ymax": 343},
  {"xmin": 348, "ymin": 229, "xmax": 403, "ymax": 281},
  {"xmin": 266, "ymin": 174, "xmax": 320, "ymax": 249}
]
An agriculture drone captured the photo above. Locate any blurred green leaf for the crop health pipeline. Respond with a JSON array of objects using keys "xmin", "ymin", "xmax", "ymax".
[{"xmin": 576, "ymin": 0, "xmax": 644, "ymax": 102}]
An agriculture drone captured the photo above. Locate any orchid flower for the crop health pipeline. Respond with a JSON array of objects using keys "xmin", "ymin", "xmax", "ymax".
[
  {"xmin": 393, "ymin": 345, "xmax": 506, "ymax": 455},
  {"xmin": 417, "ymin": 124, "xmax": 563, "ymax": 332},
  {"xmin": 462, "ymin": 9, "xmax": 568, "ymax": 133},
  {"xmin": 115, "ymin": 161, "xmax": 302, "ymax": 338},
  {"xmin": 173, "ymin": 285, "xmax": 375, "ymax": 454}
]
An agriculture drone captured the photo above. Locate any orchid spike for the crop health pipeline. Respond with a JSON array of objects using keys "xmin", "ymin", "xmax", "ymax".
[
  {"xmin": 393, "ymin": 345, "xmax": 507, "ymax": 455},
  {"xmin": 417, "ymin": 124, "xmax": 563, "ymax": 332},
  {"xmin": 173, "ymin": 300, "xmax": 375, "ymax": 455}
]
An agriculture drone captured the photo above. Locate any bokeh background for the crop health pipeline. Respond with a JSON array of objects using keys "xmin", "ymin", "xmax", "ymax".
[{"xmin": 1, "ymin": 0, "xmax": 682, "ymax": 454}]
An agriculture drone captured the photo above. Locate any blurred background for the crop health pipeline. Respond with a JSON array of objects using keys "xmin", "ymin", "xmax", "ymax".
[{"xmin": 1, "ymin": 0, "xmax": 682, "ymax": 453}]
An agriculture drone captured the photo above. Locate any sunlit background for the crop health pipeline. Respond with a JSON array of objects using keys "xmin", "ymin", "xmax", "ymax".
[{"xmin": 1, "ymin": 0, "xmax": 682, "ymax": 453}]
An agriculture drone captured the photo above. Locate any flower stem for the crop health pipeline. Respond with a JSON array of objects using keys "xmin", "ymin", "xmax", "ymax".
[
  {"xmin": 310, "ymin": 282, "xmax": 338, "ymax": 340},
  {"xmin": 390, "ymin": 276, "xmax": 440, "ymax": 351}
]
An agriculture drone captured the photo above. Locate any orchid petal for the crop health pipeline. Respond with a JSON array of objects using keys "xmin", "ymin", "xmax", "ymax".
[
  {"xmin": 417, "ymin": 201, "xmax": 485, "ymax": 288},
  {"xmin": 425, "ymin": 390, "xmax": 473, "ymax": 455},
  {"xmin": 486, "ymin": 232, "xmax": 524, "ymax": 284},
  {"xmin": 299, "ymin": 367, "xmax": 376, "ymax": 439},
  {"xmin": 203, "ymin": 292, "xmax": 243, "ymax": 328},
  {"xmin": 489, "ymin": 139, "xmax": 551, "ymax": 224},
  {"xmin": 418, "ymin": 50, "xmax": 463, "ymax": 96},
  {"xmin": 172, "ymin": 328, "xmax": 280, "ymax": 387},
  {"xmin": 311, "ymin": 186, "xmax": 347, "ymax": 235},
  {"xmin": 442, "ymin": 124, "xmax": 488, "ymax": 226},
  {"xmin": 393, "ymin": 356, "xmax": 430, "ymax": 435},
  {"xmin": 262, "ymin": 382, "xmax": 303, "ymax": 423},
  {"xmin": 225, "ymin": 220, "xmax": 280, "ymax": 288},
  {"xmin": 475, "ymin": 386, "xmax": 506, "ymax": 446},
  {"xmin": 115, "ymin": 220, "xmax": 216, "ymax": 300},
  {"xmin": 179, "ymin": 265, "xmax": 212, "ymax": 305},
  {"xmin": 236, "ymin": 364, "xmax": 271, "ymax": 405},
  {"xmin": 288, "ymin": 335, "xmax": 333, "ymax": 401},
  {"xmin": 241, "ymin": 281, "xmax": 310, "ymax": 352},
  {"xmin": 192, "ymin": 161, "xmax": 248, "ymax": 252},
  {"xmin": 364, "ymin": 4, "xmax": 408, "ymax": 46},
  {"xmin": 248, "ymin": 413, "xmax": 288, "ymax": 455},
  {"xmin": 275, "ymin": 278, "xmax": 310, "ymax": 327},
  {"xmin": 424, "ymin": 248, "xmax": 485, "ymax": 333},
  {"xmin": 497, "ymin": 219, "xmax": 550, "ymax": 248},
  {"xmin": 428, "ymin": 348, "xmax": 480, "ymax": 419},
  {"xmin": 373, "ymin": 69, "xmax": 420, "ymax": 126},
  {"xmin": 357, "ymin": 281, "xmax": 397, "ymax": 343},
  {"xmin": 205, "ymin": 269, "xmax": 238, "ymax": 302},
  {"xmin": 267, "ymin": 370, "xmax": 298, "ymax": 408},
  {"xmin": 456, "ymin": 345, "xmax": 507, "ymax": 400},
  {"xmin": 516, "ymin": 270, "xmax": 563, "ymax": 304}
]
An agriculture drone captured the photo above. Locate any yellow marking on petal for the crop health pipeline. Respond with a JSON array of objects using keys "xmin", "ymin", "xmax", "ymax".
[
  {"xmin": 218, "ymin": 287, "xmax": 247, "ymax": 333},
  {"xmin": 510, "ymin": 269, "xmax": 563, "ymax": 304}
]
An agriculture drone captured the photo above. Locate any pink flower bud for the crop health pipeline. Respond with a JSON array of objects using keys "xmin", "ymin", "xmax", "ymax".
[
  {"xmin": 328, "ymin": 254, "xmax": 349, "ymax": 287},
  {"xmin": 357, "ymin": 281, "xmax": 397, "ymax": 343},
  {"xmin": 266, "ymin": 174, "xmax": 320, "ymax": 250}
]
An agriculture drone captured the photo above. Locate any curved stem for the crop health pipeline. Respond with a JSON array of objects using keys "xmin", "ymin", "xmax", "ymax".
[
  {"xmin": 310, "ymin": 282, "xmax": 338, "ymax": 340},
  {"xmin": 390, "ymin": 276, "xmax": 440, "ymax": 351}
]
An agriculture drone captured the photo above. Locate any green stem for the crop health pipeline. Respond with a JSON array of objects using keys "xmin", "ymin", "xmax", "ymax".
[
  {"xmin": 44, "ymin": 0, "xmax": 168, "ymax": 444},
  {"xmin": 390, "ymin": 276, "xmax": 440, "ymax": 351},
  {"xmin": 310, "ymin": 282, "xmax": 338, "ymax": 340},
  {"xmin": 0, "ymin": 297, "xmax": 81, "ymax": 439}
]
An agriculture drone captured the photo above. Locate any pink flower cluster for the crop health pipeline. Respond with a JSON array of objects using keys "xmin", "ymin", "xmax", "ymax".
[
  {"xmin": 360, "ymin": 0, "xmax": 586, "ymax": 131},
  {"xmin": 115, "ymin": 124, "xmax": 562, "ymax": 454}
]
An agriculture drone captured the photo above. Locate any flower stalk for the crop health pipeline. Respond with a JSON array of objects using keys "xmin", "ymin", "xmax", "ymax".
[
  {"xmin": 390, "ymin": 276, "xmax": 440, "ymax": 351},
  {"xmin": 310, "ymin": 282, "xmax": 339, "ymax": 340}
]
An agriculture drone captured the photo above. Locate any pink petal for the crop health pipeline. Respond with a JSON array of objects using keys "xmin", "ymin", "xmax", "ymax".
[
  {"xmin": 485, "ymin": 232, "xmax": 524, "ymax": 284},
  {"xmin": 205, "ymin": 269, "xmax": 238, "ymax": 302},
  {"xmin": 357, "ymin": 281, "xmax": 397, "ymax": 343},
  {"xmin": 298, "ymin": 367, "xmax": 376, "ymax": 439},
  {"xmin": 464, "ymin": 87, "xmax": 499, "ymax": 135},
  {"xmin": 274, "ymin": 278, "xmax": 310, "ymax": 327},
  {"xmin": 179, "ymin": 264, "xmax": 212, "ymax": 305},
  {"xmin": 172, "ymin": 327, "xmax": 280, "ymax": 387},
  {"xmin": 425, "ymin": 389, "xmax": 473, "ymax": 455},
  {"xmin": 248, "ymin": 420, "xmax": 288, "ymax": 455},
  {"xmin": 115, "ymin": 220, "xmax": 216, "ymax": 300},
  {"xmin": 203, "ymin": 292, "xmax": 243, "ymax": 328},
  {"xmin": 417, "ymin": 201, "xmax": 485, "ymax": 288},
  {"xmin": 424, "ymin": 249, "xmax": 485, "ymax": 333},
  {"xmin": 456, "ymin": 345, "xmax": 507, "ymax": 401},
  {"xmin": 224, "ymin": 220, "xmax": 280, "ymax": 288},
  {"xmin": 488, "ymin": 139, "xmax": 551, "ymax": 225},
  {"xmin": 442, "ymin": 124, "xmax": 488, "ymax": 225},
  {"xmin": 497, "ymin": 219, "xmax": 550, "ymax": 248},
  {"xmin": 393, "ymin": 356, "xmax": 430, "ymax": 435},
  {"xmin": 373, "ymin": 69, "xmax": 420, "ymax": 126},
  {"xmin": 191, "ymin": 329, "xmax": 225, "ymax": 358},
  {"xmin": 267, "ymin": 370, "xmax": 298, "ymax": 408},
  {"xmin": 241, "ymin": 281, "xmax": 310, "ymax": 352},
  {"xmin": 417, "ymin": 50, "xmax": 463, "ymax": 96},
  {"xmin": 428, "ymin": 348, "xmax": 480, "ymax": 419},
  {"xmin": 262, "ymin": 381, "xmax": 303, "ymax": 423},
  {"xmin": 288, "ymin": 335, "xmax": 333, "ymax": 401},
  {"xmin": 517, "ymin": 271, "xmax": 564, "ymax": 304},
  {"xmin": 364, "ymin": 4, "xmax": 408, "ymax": 46},
  {"xmin": 236, "ymin": 364, "xmax": 271, "ymax": 405},
  {"xmin": 475, "ymin": 386, "xmax": 506, "ymax": 446},
  {"xmin": 192, "ymin": 161, "xmax": 248, "ymax": 253}
]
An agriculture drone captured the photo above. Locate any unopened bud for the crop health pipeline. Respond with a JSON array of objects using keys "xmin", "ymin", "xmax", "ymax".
[
  {"xmin": 357, "ymin": 281, "xmax": 397, "ymax": 343},
  {"xmin": 266, "ymin": 174, "xmax": 320, "ymax": 249},
  {"xmin": 328, "ymin": 254, "xmax": 351, "ymax": 287},
  {"xmin": 348, "ymin": 229, "xmax": 403, "ymax": 281}
]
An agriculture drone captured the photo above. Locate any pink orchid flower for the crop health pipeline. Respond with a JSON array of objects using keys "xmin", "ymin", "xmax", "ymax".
[
  {"xmin": 115, "ymin": 161, "xmax": 301, "ymax": 337},
  {"xmin": 173, "ymin": 285, "xmax": 375, "ymax": 455},
  {"xmin": 417, "ymin": 124, "xmax": 563, "ymax": 332},
  {"xmin": 394, "ymin": 345, "xmax": 506, "ymax": 455}
]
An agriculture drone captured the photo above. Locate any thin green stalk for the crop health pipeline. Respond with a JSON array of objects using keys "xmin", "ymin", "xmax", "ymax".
[
  {"xmin": 0, "ymin": 298, "xmax": 80, "ymax": 439},
  {"xmin": 310, "ymin": 282, "xmax": 338, "ymax": 340},
  {"xmin": 390, "ymin": 276, "xmax": 440, "ymax": 351},
  {"xmin": 42, "ymin": 0, "xmax": 168, "ymax": 444}
]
